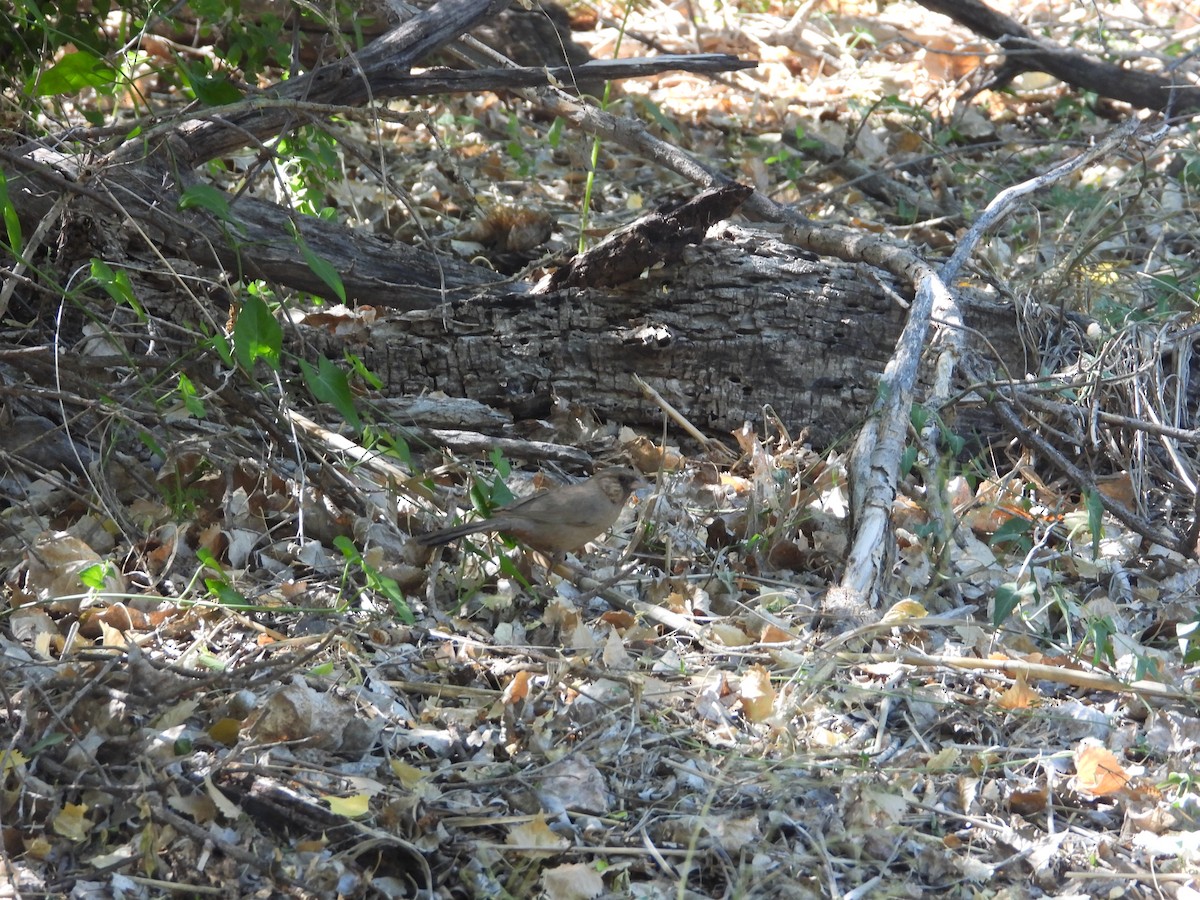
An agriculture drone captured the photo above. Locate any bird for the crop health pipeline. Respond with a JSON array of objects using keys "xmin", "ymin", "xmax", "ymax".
[{"xmin": 414, "ymin": 468, "xmax": 644, "ymax": 555}]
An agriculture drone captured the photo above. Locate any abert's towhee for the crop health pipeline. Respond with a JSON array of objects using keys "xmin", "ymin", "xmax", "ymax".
[{"xmin": 415, "ymin": 468, "xmax": 644, "ymax": 554}]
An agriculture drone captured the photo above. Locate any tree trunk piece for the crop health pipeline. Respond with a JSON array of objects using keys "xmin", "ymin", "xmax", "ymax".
[{"xmin": 298, "ymin": 225, "xmax": 1022, "ymax": 448}]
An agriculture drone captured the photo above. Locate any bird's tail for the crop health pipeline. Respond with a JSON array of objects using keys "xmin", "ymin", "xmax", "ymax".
[{"xmin": 413, "ymin": 519, "xmax": 496, "ymax": 547}]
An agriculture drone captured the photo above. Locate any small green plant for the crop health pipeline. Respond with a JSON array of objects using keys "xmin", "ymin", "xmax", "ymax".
[
  {"xmin": 504, "ymin": 113, "xmax": 535, "ymax": 178},
  {"xmin": 161, "ymin": 373, "xmax": 206, "ymax": 420},
  {"xmin": 1160, "ymin": 771, "xmax": 1200, "ymax": 799},
  {"xmin": 1080, "ymin": 613, "xmax": 1117, "ymax": 667},
  {"xmin": 277, "ymin": 128, "xmax": 343, "ymax": 218},
  {"xmin": 1179, "ymin": 614, "xmax": 1200, "ymax": 665},
  {"xmin": 989, "ymin": 516, "xmax": 1034, "ymax": 555},
  {"xmin": 992, "ymin": 579, "xmax": 1038, "ymax": 628},
  {"xmin": 232, "ymin": 293, "xmax": 283, "ymax": 372},
  {"xmin": 78, "ymin": 560, "xmax": 119, "ymax": 593},
  {"xmin": 334, "ymin": 536, "xmax": 414, "ymax": 623},
  {"xmin": 300, "ymin": 353, "xmax": 362, "ymax": 431},
  {"xmin": 196, "ymin": 548, "xmax": 253, "ymax": 608},
  {"xmin": 157, "ymin": 459, "xmax": 212, "ymax": 521}
]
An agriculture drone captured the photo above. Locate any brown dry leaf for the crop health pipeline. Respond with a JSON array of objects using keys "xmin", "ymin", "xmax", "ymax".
[
  {"xmin": 208, "ymin": 717, "xmax": 241, "ymax": 746},
  {"xmin": 847, "ymin": 787, "xmax": 908, "ymax": 828},
  {"xmin": 738, "ymin": 665, "xmax": 775, "ymax": 723},
  {"xmin": 19, "ymin": 531, "xmax": 125, "ymax": 613},
  {"xmin": 706, "ymin": 623, "xmax": 751, "ymax": 647},
  {"xmin": 891, "ymin": 494, "xmax": 928, "ymax": 532},
  {"xmin": 390, "ymin": 760, "xmax": 429, "ymax": 791},
  {"xmin": 963, "ymin": 477, "xmax": 1034, "ymax": 535},
  {"xmin": 881, "ymin": 598, "xmax": 928, "ymax": 624},
  {"xmin": 24, "ymin": 836, "xmax": 52, "ymax": 861},
  {"xmin": 926, "ymin": 747, "xmax": 959, "ymax": 772},
  {"xmin": 1074, "ymin": 743, "xmax": 1130, "ymax": 798},
  {"xmin": 167, "ymin": 790, "xmax": 217, "ymax": 824},
  {"xmin": 921, "ymin": 34, "xmax": 987, "ymax": 81},
  {"xmin": 759, "ymin": 623, "xmax": 792, "ymax": 643},
  {"xmin": 541, "ymin": 862, "xmax": 604, "ymax": 900},
  {"xmin": 325, "ymin": 793, "xmax": 370, "ymax": 818},
  {"xmin": 1009, "ymin": 787, "xmax": 1049, "ymax": 815},
  {"xmin": 536, "ymin": 755, "xmax": 610, "ymax": 815},
  {"xmin": 1094, "ymin": 472, "xmax": 1136, "ymax": 508},
  {"xmin": 94, "ymin": 603, "xmax": 156, "ymax": 633},
  {"xmin": 281, "ymin": 579, "xmax": 310, "ymax": 600},
  {"xmin": 204, "ymin": 774, "xmax": 241, "ymax": 820},
  {"xmin": 623, "ymin": 434, "xmax": 682, "ymax": 473},
  {"xmin": 766, "ymin": 540, "xmax": 807, "ymax": 571},
  {"xmin": 51, "ymin": 803, "xmax": 90, "ymax": 842},
  {"xmin": 601, "ymin": 627, "xmax": 633, "ymax": 670},
  {"xmin": 196, "ymin": 522, "xmax": 224, "ymax": 558},
  {"xmin": 251, "ymin": 679, "xmax": 381, "ymax": 753},
  {"xmin": 708, "ymin": 815, "xmax": 761, "ymax": 853},
  {"xmin": 544, "ymin": 596, "xmax": 582, "ymax": 632},
  {"xmin": 995, "ymin": 672, "xmax": 1039, "ymax": 710},
  {"xmin": 507, "ymin": 815, "xmax": 569, "ymax": 856},
  {"xmin": 503, "ymin": 671, "xmax": 532, "ymax": 704},
  {"xmin": 599, "ymin": 610, "xmax": 636, "ymax": 630}
]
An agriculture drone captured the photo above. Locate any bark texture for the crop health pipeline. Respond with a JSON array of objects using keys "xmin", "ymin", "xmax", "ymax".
[{"xmin": 299, "ymin": 225, "xmax": 1022, "ymax": 445}]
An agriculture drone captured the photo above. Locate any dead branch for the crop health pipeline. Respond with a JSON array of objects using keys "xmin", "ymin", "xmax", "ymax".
[{"xmin": 916, "ymin": 0, "xmax": 1200, "ymax": 116}]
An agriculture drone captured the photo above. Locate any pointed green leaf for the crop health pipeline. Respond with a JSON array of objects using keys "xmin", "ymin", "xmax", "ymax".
[
  {"xmin": 233, "ymin": 294, "xmax": 282, "ymax": 371},
  {"xmin": 300, "ymin": 355, "xmax": 361, "ymax": 430},
  {"xmin": 1084, "ymin": 488, "xmax": 1104, "ymax": 559},
  {"xmin": 32, "ymin": 51, "xmax": 117, "ymax": 97},
  {"xmin": 178, "ymin": 184, "xmax": 234, "ymax": 223},
  {"xmin": 90, "ymin": 259, "xmax": 146, "ymax": 319},
  {"xmin": 0, "ymin": 171, "xmax": 23, "ymax": 255}
]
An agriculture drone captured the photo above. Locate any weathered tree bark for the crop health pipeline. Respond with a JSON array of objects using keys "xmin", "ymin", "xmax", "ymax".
[{"xmin": 297, "ymin": 224, "xmax": 1021, "ymax": 446}]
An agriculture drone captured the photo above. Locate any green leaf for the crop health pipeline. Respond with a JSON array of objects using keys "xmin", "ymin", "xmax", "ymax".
[
  {"xmin": 299, "ymin": 355, "xmax": 361, "ymax": 431},
  {"xmin": 178, "ymin": 184, "xmax": 234, "ymax": 223},
  {"xmin": 345, "ymin": 352, "xmax": 382, "ymax": 390},
  {"xmin": 497, "ymin": 554, "xmax": 531, "ymax": 590},
  {"xmin": 78, "ymin": 562, "xmax": 111, "ymax": 590},
  {"xmin": 205, "ymin": 578, "xmax": 250, "ymax": 607},
  {"xmin": 378, "ymin": 430, "xmax": 412, "ymax": 466},
  {"xmin": 989, "ymin": 515, "xmax": 1032, "ymax": 548},
  {"xmin": 333, "ymin": 536, "xmax": 414, "ymax": 623},
  {"xmin": 547, "ymin": 116, "xmax": 564, "ymax": 149},
  {"xmin": 177, "ymin": 373, "xmax": 206, "ymax": 418},
  {"xmin": 488, "ymin": 448, "xmax": 511, "ymax": 480},
  {"xmin": 32, "ymin": 50, "xmax": 117, "ymax": 97},
  {"xmin": 138, "ymin": 430, "xmax": 166, "ymax": 460},
  {"xmin": 233, "ymin": 294, "xmax": 282, "ymax": 371},
  {"xmin": 196, "ymin": 547, "xmax": 223, "ymax": 572},
  {"xmin": 992, "ymin": 580, "xmax": 1036, "ymax": 627},
  {"xmin": 26, "ymin": 732, "xmax": 69, "ymax": 755},
  {"xmin": 207, "ymin": 332, "xmax": 234, "ymax": 367},
  {"xmin": 909, "ymin": 404, "xmax": 929, "ymax": 431},
  {"xmin": 90, "ymin": 259, "xmax": 145, "ymax": 319},
  {"xmin": 387, "ymin": 592, "xmax": 415, "ymax": 623},
  {"xmin": 1084, "ymin": 488, "xmax": 1104, "ymax": 559},
  {"xmin": 187, "ymin": 73, "xmax": 243, "ymax": 106},
  {"xmin": 0, "ymin": 170, "xmax": 23, "ymax": 255},
  {"xmin": 333, "ymin": 535, "xmax": 360, "ymax": 562},
  {"xmin": 291, "ymin": 228, "xmax": 346, "ymax": 303},
  {"xmin": 373, "ymin": 571, "xmax": 413, "ymax": 623}
]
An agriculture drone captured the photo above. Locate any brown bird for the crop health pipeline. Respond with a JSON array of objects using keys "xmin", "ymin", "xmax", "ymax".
[{"xmin": 415, "ymin": 468, "xmax": 644, "ymax": 555}]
